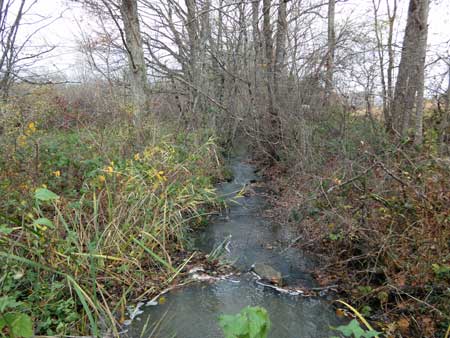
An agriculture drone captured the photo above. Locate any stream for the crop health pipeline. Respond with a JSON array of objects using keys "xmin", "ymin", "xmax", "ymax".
[{"xmin": 126, "ymin": 149, "xmax": 341, "ymax": 338}]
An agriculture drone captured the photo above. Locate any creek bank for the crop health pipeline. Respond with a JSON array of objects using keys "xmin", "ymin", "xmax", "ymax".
[
  {"xmin": 124, "ymin": 152, "xmax": 342, "ymax": 338},
  {"xmin": 260, "ymin": 156, "xmax": 450, "ymax": 337}
]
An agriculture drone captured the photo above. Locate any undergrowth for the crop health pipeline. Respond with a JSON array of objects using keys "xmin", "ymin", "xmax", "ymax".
[
  {"xmin": 268, "ymin": 114, "xmax": 450, "ymax": 337},
  {"xmin": 0, "ymin": 98, "xmax": 225, "ymax": 336}
]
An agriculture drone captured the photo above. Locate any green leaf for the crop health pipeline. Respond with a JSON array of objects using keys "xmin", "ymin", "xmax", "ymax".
[
  {"xmin": 0, "ymin": 296, "xmax": 21, "ymax": 312},
  {"xmin": 219, "ymin": 314, "xmax": 248, "ymax": 338},
  {"xmin": 335, "ymin": 320, "xmax": 366, "ymax": 337},
  {"xmin": 0, "ymin": 312, "xmax": 33, "ymax": 337},
  {"xmin": 218, "ymin": 306, "xmax": 271, "ymax": 338},
  {"xmin": 245, "ymin": 307, "xmax": 270, "ymax": 338},
  {"xmin": 34, "ymin": 188, "xmax": 59, "ymax": 202},
  {"xmin": 0, "ymin": 224, "xmax": 13, "ymax": 234},
  {"xmin": 32, "ymin": 217, "xmax": 55, "ymax": 229},
  {"xmin": 333, "ymin": 319, "xmax": 381, "ymax": 338}
]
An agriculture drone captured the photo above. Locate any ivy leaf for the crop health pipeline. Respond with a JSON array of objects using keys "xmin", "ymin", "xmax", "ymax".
[
  {"xmin": 34, "ymin": 188, "xmax": 59, "ymax": 202},
  {"xmin": 0, "ymin": 312, "xmax": 33, "ymax": 337}
]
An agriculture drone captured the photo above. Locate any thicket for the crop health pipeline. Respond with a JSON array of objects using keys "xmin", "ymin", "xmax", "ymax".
[
  {"xmin": 0, "ymin": 85, "xmax": 224, "ymax": 336},
  {"xmin": 267, "ymin": 109, "xmax": 450, "ymax": 337}
]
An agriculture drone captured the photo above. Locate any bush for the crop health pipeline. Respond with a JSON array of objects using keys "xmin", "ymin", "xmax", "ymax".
[{"xmin": 269, "ymin": 114, "xmax": 450, "ymax": 337}]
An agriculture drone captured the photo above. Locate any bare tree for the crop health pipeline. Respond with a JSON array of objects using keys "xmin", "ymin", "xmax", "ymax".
[
  {"xmin": 386, "ymin": 0, "xmax": 397, "ymax": 130},
  {"xmin": 325, "ymin": 0, "xmax": 335, "ymax": 100},
  {"xmin": 262, "ymin": 0, "xmax": 281, "ymax": 159},
  {"xmin": 77, "ymin": 16, "xmax": 125, "ymax": 87},
  {"xmin": 120, "ymin": 0, "xmax": 148, "ymax": 133},
  {"xmin": 72, "ymin": 0, "xmax": 443, "ymax": 157},
  {"xmin": 0, "ymin": 0, "xmax": 56, "ymax": 100},
  {"xmin": 413, "ymin": 0, "xmax": 429, "ymax": 145},
  {"xmin": 392, "ymin": 0, "xmax": 429, "ymax": 137},
  {"xmin": 372, "ymin": 0, "xmax": 397, "ymax": 131},
  {"xmin": 262, "ymin": 0, "xmax": 274, "ymax": 114},
  {"xmin": 184, "ymin": 0, "xmax": 199, "ymax": 117}
]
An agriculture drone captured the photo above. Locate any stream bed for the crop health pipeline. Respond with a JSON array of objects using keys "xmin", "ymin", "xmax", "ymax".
[{"xmin": 126, "ymin": 151, "xmax": 341, "ymax": 338}]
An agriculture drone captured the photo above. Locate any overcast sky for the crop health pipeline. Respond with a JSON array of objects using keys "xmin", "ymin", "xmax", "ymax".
[{"xmin": 18, "ymin": 0, "xmax": 450, "ymax": 81}]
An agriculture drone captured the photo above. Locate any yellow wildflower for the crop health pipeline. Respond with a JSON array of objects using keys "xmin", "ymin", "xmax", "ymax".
[
  {"xmin": 98, "ymin": 175, "xmax": 106, "ymax": 183},
  {"xmin": 134, "ymin": 153, "xmax": 140, "ymax": 161},
  {"xmin": 24, "ymin": 122, "xmax": 37, "ymax": 136},
  {"xmin": 17, "ymin": 135, "xmax": 27, "ymax": 147},
  {"xmin": 28, "ymin": 122, "xmax": 36, "ymax": 132},
  {"xmin": 143, "ymin": 148, "xmax": 153, "ymax": 159},
  {"xmin": 35, "ymin": 224, "xmax": 47, "ymax": 232},
  {"xmin": 53, "ymin": 170, "xmax": 61, "ymax": 177},
  {"xmin": 105, "ymin": 166, "xmax": 114, "ymax": 174},
  {"xmin": 156, "ymin": 170, "xmax": 167, "ymax": 181}
]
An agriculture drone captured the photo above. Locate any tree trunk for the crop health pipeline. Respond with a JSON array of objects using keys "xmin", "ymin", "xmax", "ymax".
[
  {"xmin": 252, "ymin": 0, "xmax": 261, "ymax": 91},
  {"xmin": 263, "ymin": 0, "xmax": 274, "ymax": 99},
  {"xmin": 251, "ymin": 0, "xmax": 261, "ymax": 121},
  {"xmin": 262, "ymin": 0, "xmax": 279, "ymax": 159},
  {"xmin": 252, "ymin": 0, "xmax": 261, "ymax": 62},
  {"xmin": 120, "ymin": 0, "xmax": 148, "ymax": 133},
  {"xmin": 373, "ymin": 0, "xmax": 397, "ymax": 131},
  {"xmin": 413, "ymin": 4, "xmax": 428, "ymax": 146},
  {"xmin": 274, "ymin": 0, "xmax": 288, "ymax": 97},
  {"xmin": 386, "ymin": 0, "xmax": 397, "ymax": 131},
  {"xmin": 185, "ymin": 0, "xmax": 200, "ymax": 121},
  {"xmin": 373, "ymin": 0, "xmax": 387, "ymax": 126},
  {"xmin": 392, "ymin": 0, "xmax": 429, "ymax": 137},
  {"xmin": 325, "ymin": 0, "xmax": 335, "ymax": 101}
]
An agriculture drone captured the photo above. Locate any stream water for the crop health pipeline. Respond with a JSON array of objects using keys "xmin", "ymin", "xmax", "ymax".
[{"xmin": 126, "ymin": 150, "xmax": 341, "ymax": 338}]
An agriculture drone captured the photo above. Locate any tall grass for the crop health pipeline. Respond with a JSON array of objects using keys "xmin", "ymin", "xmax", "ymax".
[{"xmin": 0, "ymin": 121, "xmax": 224, "ymax": 336}]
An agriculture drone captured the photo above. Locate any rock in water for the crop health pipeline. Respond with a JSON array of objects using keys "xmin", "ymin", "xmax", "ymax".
[{"xmin": 252, "ymin": 263, "xmax": 283, "ymax": 286}]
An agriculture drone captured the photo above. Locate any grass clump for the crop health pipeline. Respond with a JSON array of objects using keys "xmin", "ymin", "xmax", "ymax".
[{"xmin": 0, "ymin": 109, "xmax": 224, "ymax": 336}]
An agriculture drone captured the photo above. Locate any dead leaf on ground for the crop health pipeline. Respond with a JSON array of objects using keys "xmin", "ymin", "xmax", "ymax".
[{"xmin": 397, "ymin": 317, "xmax": 410, "ymax": 335}]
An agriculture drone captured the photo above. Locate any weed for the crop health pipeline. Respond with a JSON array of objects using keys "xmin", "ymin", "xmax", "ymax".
[{"xmin": 0, "ymin": 119, "xmax": 225, "ymax": 335}]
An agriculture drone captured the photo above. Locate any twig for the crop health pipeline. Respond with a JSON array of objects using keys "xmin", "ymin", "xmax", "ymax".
[
  {"xmin": 376, "ymin": 161, "xmax": 431, "ymax": 203},
  {"xmin": 388, "ymin": 284, "xmax": 444, "ymax": 316},
  {"xmin": 326, "ymin": 163, "xmax": 377, "ymax": 194}
]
